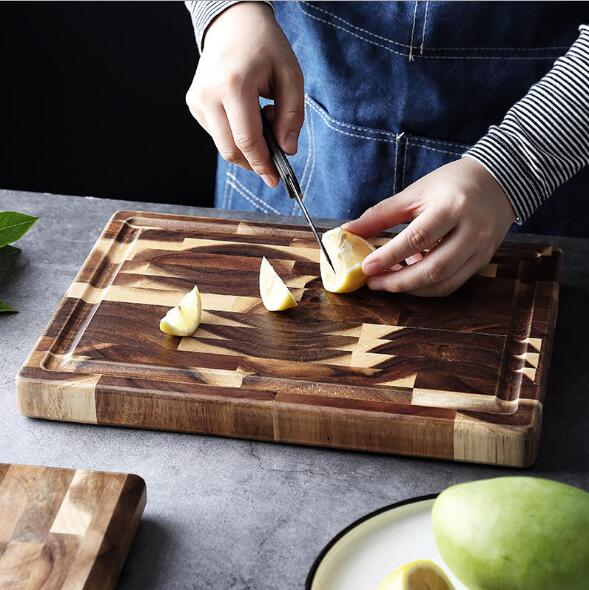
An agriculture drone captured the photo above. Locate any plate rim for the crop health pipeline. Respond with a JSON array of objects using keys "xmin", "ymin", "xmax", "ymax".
[{"xmin": 305, "ymin": 493, "xmax": 439, "ymax": 590}]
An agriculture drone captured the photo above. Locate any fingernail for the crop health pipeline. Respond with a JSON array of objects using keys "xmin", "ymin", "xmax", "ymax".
[
  {"xmin": 363, "ymin": 260, "xmax": 384, "ymax": 275},
  {"xmin": 392, "ymin": 263, "xmax": 403, "ymax": 271},
  {"xmin": 284, "ymin": 132, "xmax": 298, "ymax": 154},
  {"xmin": 261, "ymin": 174, "xmax": 277, "ymax": 187},
  {"xmin": 405, "ymin": 253, "xmax": 423, "ymax": 265}
]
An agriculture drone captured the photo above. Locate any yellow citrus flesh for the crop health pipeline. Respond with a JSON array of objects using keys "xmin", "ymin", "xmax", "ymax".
[
  {"xmin": 259, "ymin": 257, "xmax": 297, "ymax": 312},
  {"xmin": 159, "ymin": 285, "xmax": 202, "ymax": 336},
  {"xmin": 377, "ymin": 560, "xmax": 455, "ymax": 590},
  {"xmin": 320, "ymin": 227, "xmax": 376, "ymax": 293}
]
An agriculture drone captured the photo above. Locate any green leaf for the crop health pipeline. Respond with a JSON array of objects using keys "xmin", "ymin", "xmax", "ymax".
[
  {"xmin": 0, "ymin": 211, "xmax": 38, "ymax": 248},
  {"xmin": 0, "ymin": 299, "xmax": 16, "ymax": 313},
  {"xmin": 0, "ymin": 245, "xmax": 20, "ymax": 285}
]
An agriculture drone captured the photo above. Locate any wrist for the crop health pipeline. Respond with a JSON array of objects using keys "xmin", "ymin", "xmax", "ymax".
[{"xmin": 203, "ymin": 1, "xmax": 275, "ymax": 50}]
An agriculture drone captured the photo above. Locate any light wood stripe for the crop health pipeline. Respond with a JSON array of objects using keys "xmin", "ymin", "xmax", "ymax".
[
  {"xmin": 17, "ymin": 375, "xmax": 99, "ymax": 423},
  {"xmin": 50, "ymin": 470, "xmax": 94, "ymax": 536},
  {"xmin": 412, "ymin": 387, "xmax": 510, "ymax": 411}
]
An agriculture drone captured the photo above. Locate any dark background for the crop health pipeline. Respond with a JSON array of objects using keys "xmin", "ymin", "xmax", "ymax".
[{"xmin": 0, "ymin": 2, "xmax": 217, "ymax": 206}]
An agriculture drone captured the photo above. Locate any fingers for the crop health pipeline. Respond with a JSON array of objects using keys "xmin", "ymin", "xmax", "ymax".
[
  {"xmin": 362, "ymin": 205, "xmax": 456, "ymax": 275},
  {"xmin": 224, "ymin": 92, "xmax": 278, "ymax": 187},
  {"xmin": 273, "ymin": 64, "xmax": 304, "ymax": 154},
  {"xmin": 343, "ymin": 190, "xmax": 416, "ymax": 238},
  {"xmin": 203, "ymin": 105, "xmax": 252, "ymax": 170},
  {"xmin": 366, "ymin": 226, "xmax": 474, "ymax": 294},
  {"xmin": 407, "ymin": 255, "xmax": 484, "ymax": 297}
]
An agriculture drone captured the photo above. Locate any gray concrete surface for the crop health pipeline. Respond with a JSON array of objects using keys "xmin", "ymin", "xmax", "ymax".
[{"xmin": 1, "ymin": 189, "xmax": 588, "ymax": 590}]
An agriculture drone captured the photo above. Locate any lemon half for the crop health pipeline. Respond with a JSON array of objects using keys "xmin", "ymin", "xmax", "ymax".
[
  {"xmin": 259, "ymin": 257, "xmax": 297, "ymax": 311},
  {"xmin": 159, "ymin": 285, "xmax": 202, "ymax": 336},
  {"xmin": 320, "ymin": 227, "xmax": 375, "ymax": 293},
  {"xmin": 377, "ymin": 560, "xmax": 455, "ymax": 590}
]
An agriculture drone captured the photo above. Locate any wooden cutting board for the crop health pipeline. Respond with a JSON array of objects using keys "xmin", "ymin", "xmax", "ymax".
[
  {"xmin": 0, "ymin": 463, "xmax": 145, "ymax": 589},
  {"xmin": 18, "ymin": 211, "xmax": 561, "ymax": 467}
]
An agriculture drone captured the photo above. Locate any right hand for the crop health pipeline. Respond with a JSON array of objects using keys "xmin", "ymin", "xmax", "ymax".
[{"xmin": 186, "ymin": 2, "xmax": 304, "ymax": 187}]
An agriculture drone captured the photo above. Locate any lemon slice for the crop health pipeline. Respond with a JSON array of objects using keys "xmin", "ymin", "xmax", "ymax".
[
  {"xmin": 259, "ymin": 257, "xmax": 297, "ymax": 311},
  {"xmin": 377, "ymin": 560, "xmax": 455, "ymax": 590},
  {"xmin": 159, "ymin": 285, "xmax": 202, "ymax": 336},
  {"xmin": 320, "ymin": 227, "xmax": 375, "ymax": 293}
]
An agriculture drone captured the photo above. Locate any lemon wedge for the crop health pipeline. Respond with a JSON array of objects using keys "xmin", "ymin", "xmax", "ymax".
[
  {"xmin": 259, "ymin": 257, "xmax": 297, "ymax": 311},
  {"xmin": 159, "ymin": 285, "xmax": 202, "ymax": 336},
  {"xmin": 377, "ymin": 560, "xmax": 455, "ymax": 590},
  {"xmin": 320, "ymin": 227, "xmax": 375, "ymax": 293}
]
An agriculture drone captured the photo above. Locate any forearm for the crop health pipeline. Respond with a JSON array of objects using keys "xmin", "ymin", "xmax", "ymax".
[
  {"xmin": 466, "ymin": 25, "xmax": 589, "ymax": 223},
  {"xmin": 185, "ymin": 1, "xmax": 274, "ymax": 52}
]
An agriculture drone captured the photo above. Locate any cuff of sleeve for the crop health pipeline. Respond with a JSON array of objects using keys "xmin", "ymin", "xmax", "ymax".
[
  {"xmin": 185, "ymin": 1, "xmax": 275, "ymax": 53},
  {"xmin": 464, "ymin": 130, "xmax": 547, "ymax": 225}
]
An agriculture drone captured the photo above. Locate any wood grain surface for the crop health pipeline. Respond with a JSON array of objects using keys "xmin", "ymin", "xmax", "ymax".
[
  {"xmin": 18, "ymin": 211, "xmax": 561, "ymax": 466},
  {"xmin": 0, "ymin": 463, "xmax": 146, "ymax": 589}
]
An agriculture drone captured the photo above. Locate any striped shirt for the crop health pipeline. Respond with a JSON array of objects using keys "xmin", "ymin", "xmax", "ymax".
[{"xmin": 186, "ymin": 2, "xmax": 589, "ymax": 224}]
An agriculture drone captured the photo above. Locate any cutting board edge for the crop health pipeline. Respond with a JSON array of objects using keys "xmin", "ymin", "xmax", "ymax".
[{"xmin": 15, "ymin": 377, "xmax": 541, "ymax": 467}]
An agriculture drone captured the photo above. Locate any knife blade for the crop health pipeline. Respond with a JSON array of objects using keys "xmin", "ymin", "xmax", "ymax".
[{"xmin": 260, "ymin": 108, "xmax": 336, "ymax": 273}]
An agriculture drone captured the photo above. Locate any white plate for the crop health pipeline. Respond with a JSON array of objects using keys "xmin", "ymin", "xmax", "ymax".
[{"xmin": 306, "ymin": 495, "xmax": 467, "ymax": 590}]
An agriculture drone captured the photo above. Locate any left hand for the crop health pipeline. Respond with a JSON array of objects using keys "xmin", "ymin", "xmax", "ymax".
[{"xmin": 343, "ymin": 157, "xmax": 516, "ymax": 297}]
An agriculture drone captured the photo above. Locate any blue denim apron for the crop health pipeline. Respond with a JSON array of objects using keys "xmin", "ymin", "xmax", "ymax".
[{"xmin": 215, "ymin": 1, "xmax": 588, "ymax": 237}]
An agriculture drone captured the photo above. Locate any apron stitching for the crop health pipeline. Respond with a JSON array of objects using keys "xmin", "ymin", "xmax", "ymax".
[
  {"xmin": 401, "ymin": 140, "xmax": 409, "ymax": 191},
  {"xmin": 425, "ymin": 45, "xmax": 569, "ymax": 52},
  {"xmin": 300, "ymin": 7, "xmax": 561, "ymax": 61},
  {"xmin": 297, "ymin": 100, "xmax": 312, "ymax": 213},
  {"xmin": 303, "ymin": 105, "xmax": 317, "ymax": 208},
  {"xmin": 420, "ymin": 1, "xmax": 429, "ymax": 55},
  {"xmin": 306, "ymin": 99, "xmax": 396, "ymax": 143},
  {"xmin": 227, "ymin": 172, "xmax": 282, "ymax": 215},
  {"xmin": 393, "ymin": 132, "xmax": 405, "ymax": 195},
  {"xmin": 299, "ymin": 8, "xmax": 408, "ymax": 58},
  {"xmin": 305, "ymin": 96, "xmax": 472, "ymax": 148},
  {"xmin": 221, "ymin": 163, "xmax": 231, "ymax": 209},
  {"xmin": 408, "ymin": 0, "xmax": 419, "ymax": 62},
  {"xmin": 407, "ymin": 141, "xmax": 465, "ymax": 156},
  {"xmin": 300, "ymin": 1, "xmax": 413, "ymax": 49},
  {"xmin": 300, "ymin": 2, "xmax": 568, "ymax": 53},
  {"xmin": 226, "ymin": 163, "xmax": 235, "ymax": 210},
  {"xmin": 226, "ymin": 179, "xmax": 275, "ymax": 215},
  {"xmin": 299, "ymin": 101, "xmax": 311, "ymax": 187}
]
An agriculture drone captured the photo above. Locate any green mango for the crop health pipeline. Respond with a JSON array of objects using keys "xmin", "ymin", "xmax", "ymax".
[{"xmin": 432, "ymin": 477, "xmax": 589, "ymax": 590}]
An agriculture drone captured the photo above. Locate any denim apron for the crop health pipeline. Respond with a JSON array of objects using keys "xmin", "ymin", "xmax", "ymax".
[{"xmin": 215, "ymin": 1, "xmax": 588, "ymax": 237}]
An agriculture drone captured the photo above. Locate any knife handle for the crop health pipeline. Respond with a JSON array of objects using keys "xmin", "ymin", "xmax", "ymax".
[{"xmin": 260, "ymin": 107, "xmax": 301, "ymax": 198}]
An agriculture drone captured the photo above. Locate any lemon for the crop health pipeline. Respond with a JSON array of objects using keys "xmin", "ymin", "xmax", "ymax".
[
  {"xmin": 159, "ymin": 285, "xmax": 202, "ymax": 336},
  {"xmin": 259, "ymin": 257, "xmax": 297, "ymax": 311},
  {"xmin": 377, "ymin": 560, "xmax": 455, "ymax": 590},
  {"xmin": 320, "ymin": 227, "xmax": 375, "ymax": 293}
]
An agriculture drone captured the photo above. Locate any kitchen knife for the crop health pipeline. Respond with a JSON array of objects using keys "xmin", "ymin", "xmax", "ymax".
[{"xmin": 260, "ymin": 108, "xmax": 336, "ymax": 273}]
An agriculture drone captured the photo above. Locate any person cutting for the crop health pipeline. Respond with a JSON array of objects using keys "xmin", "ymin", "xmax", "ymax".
[{"xmin": 185, "ymin": 1, "xmax": 589, "ymax": 296}]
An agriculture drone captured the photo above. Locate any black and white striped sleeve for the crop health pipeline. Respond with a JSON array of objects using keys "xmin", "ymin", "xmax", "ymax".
[
  {"xmin": 465, "ymin": 25, "xmax": 589, "ymax": 224},
  {"xmin": 185, "ymin": 1, "xmax": 274, "ymax": 53}
]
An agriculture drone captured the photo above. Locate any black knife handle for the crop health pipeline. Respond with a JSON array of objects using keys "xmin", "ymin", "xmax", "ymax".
[{"xmin": 260, "ymin": 107, "xmax": 301, "ymax": 198}]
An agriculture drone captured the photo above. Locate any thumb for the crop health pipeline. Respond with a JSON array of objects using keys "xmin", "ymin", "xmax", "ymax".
[
  {"xmin": 343, "ymin": 189, "xmax": 416, "ymax": 238},
  {"xmin": 273, "ymin": 64, "xmax": 304, "ymax": 155}
]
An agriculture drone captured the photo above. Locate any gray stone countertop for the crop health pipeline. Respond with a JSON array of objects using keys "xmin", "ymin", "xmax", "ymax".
[{"xmin": 1, "ymin": 189, "xmax": 588, "ymax": 590}]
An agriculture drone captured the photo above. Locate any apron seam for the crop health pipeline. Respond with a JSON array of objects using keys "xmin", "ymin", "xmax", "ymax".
[
  {"xmin": 299, "ymin": 2, "xmax": 563, "ymax": 60},
  {"xmin": 227, "ymin": 172, "xmax": 282, "ymax": 215},
  {"xmin": 306, "ymin": 95, "xmax": 472, "ymax": 151},
  {"xmin": 225, "ymin": 163, "xmax": 235, "ymax": 210}
]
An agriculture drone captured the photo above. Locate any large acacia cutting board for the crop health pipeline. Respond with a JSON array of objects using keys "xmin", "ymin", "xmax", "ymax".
[
  {"xmin": 18, "ymin": 211, "xmax": 561, "ymax": 467},
  {"xmin": 0, "ymin": 463, "xmax": 145, "ymax": 589}
]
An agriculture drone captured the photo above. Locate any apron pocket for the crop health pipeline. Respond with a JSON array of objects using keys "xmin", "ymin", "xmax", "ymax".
[{"xmin": 397, "ymin": 133, "xmax": 472, "ymax": 191}]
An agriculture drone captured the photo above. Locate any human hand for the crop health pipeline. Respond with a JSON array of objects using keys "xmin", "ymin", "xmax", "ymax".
[
  {"xmin": 186, "ymin": 2, "xmax": 304, "ymax": 187},
  {"xmin": 343, "ymin": 157, "xmax": 516, "ymax": 297}
]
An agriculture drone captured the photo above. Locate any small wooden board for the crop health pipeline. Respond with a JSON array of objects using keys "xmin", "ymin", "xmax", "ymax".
[
  {"xmin": 0, "ymin": 463, "xmax": 145, "ymax": 589},
  {"xmin": 18, "ymin": 211, "xmax": 561, "ymax": 466}
]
